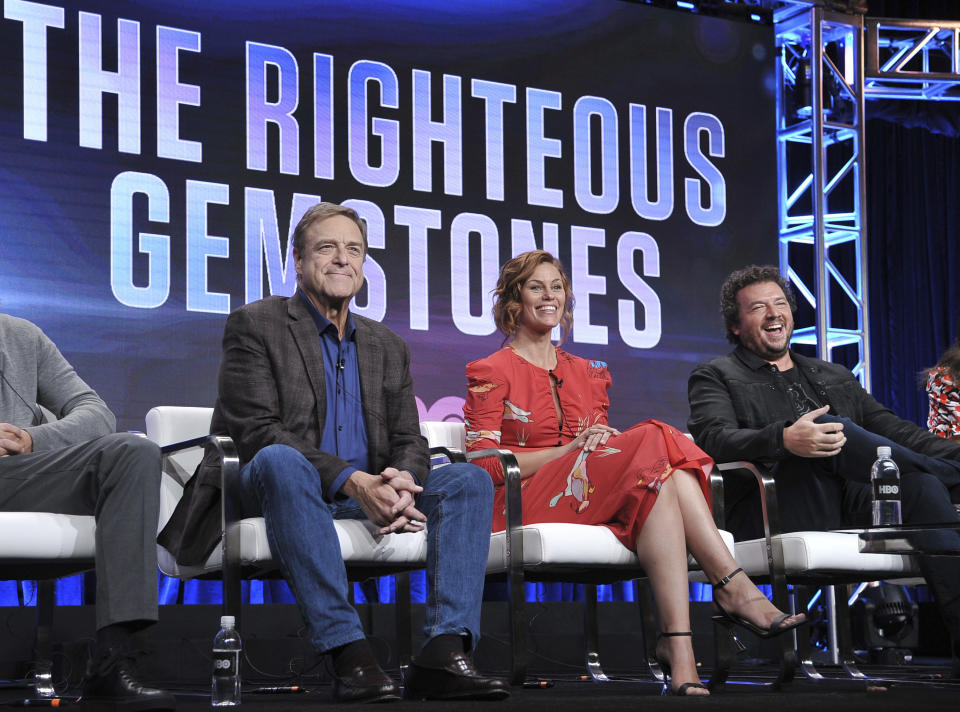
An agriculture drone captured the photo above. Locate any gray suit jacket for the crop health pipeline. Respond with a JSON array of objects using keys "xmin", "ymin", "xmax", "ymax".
[
  {"xmin": 158, "ymin": 294, "xmax": 429, "ymax": 566},
  {"xmin": 0, "ymin": 314, "xmax": 114, "ymax": 450}
]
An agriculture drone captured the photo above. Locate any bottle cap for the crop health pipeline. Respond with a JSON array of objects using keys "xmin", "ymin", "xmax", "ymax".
[
  {"xmin": 220, "ymin": 615, "xmax": 235, "ymax": 628},
  {"xmin": 876, "ymin": 446, "xmax": 892, "ymax": 458}
]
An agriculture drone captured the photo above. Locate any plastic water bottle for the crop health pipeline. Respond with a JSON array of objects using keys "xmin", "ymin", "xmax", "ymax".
[
  {"xmin": 871, "ymin": 446, "xmax": 902, "ymax": 527},
  {"xmin": 211, "ymin": 615, "xmax": 242, "ymax": 706}
]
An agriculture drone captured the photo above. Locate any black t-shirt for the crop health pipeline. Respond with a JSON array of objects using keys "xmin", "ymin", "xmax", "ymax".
[{"xmin": 779, "ymin": 366, "xmax": 822, "ymax": 419}]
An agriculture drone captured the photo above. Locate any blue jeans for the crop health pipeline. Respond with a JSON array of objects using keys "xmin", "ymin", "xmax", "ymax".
[{"xmin": 238, "ymin": 444, "xmax": 494, "ymax": 653}]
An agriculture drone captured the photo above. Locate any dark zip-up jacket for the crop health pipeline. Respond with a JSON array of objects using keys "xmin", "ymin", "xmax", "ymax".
[{"xmin": 687, "ymin": 345, "xmax": 960, "ymax": 466}]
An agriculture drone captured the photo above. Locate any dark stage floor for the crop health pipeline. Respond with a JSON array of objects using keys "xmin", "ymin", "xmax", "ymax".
[
  {"xmin": 3, "ymin": 603, "xmax": 958, "ymax": 710},
  {"xmin": 3, "ymin": 663, "xmax": 958, "ymax": 712}
]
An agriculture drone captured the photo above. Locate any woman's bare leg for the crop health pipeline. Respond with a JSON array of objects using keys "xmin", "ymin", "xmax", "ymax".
[
  {"xmin": 634, "ymin": 476, "xmax": 708, "ymax": 695},
  {"xmin": 670, "ymin": 469, "xmax": 804, "ymax": 630}
]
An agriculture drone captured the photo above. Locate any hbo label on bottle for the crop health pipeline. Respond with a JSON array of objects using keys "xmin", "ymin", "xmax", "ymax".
[
  {"xmin": 214, "ymin": 653, "xmax": 237, "ymax": 674},
  {"xmin": 873, "ymin": 479, "xmax": 900, "ymax": 499}
]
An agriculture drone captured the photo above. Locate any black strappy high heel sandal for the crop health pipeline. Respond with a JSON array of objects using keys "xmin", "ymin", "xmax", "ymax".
[
  {"xmin": 711, "ymin": 567, "xmax": 807, "ymax": 638},
  {"xmin": 655, "ymin": 632, "xmax": 709, "ymax": 697}
]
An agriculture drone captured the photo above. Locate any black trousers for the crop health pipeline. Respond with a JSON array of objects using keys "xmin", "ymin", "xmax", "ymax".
[
  {"xmin": 725, "ymin": 415, "xmax": 960, "ymax": 637},
  {"xmin": 0, "ymin": 433, "xmax": 162, "ymax": 630}
]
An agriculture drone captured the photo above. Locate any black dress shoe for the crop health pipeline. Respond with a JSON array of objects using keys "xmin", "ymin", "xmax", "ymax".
[
  {"xmin": 81, "ymin": 648, "xmax": 175, "ymax": 711},
  {"xmin": 403, "ymin": 652, "xmax": 509, "ymax": 701},
  {"xmin": 332, "ymin": 662, "xmax": 401, "ymax": 703}
]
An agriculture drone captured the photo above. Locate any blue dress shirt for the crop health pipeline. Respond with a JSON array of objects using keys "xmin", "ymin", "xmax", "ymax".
[{"xmin": 298, "ymin": 290, "xmax": 369, "ymax": 498}]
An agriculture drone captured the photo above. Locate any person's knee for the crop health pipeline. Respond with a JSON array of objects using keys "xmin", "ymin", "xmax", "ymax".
[
  {"xmin": 252, "ymin": 443, "xmax": 303, "ymax": 467},
  {"xmin": 431, "ymin": 462, "xmax": 493, "ymax": 502},
  {"xmin": 101, "ymin": 433, "xmax": 162, "ymax": 484},
  {"xmin": 815, "ymin": 414, "xmax": 852, "ymax": 428},
  {"xmin": 108, "ymin": 432, "xmax": 161, "ymax": 459},
  {"xmin": 902, "ymin": 471, "xmax": 955, "ymax": 523},
  {"xmin": 249, "ymin": 444, "xmax": 313, "ymax": 488}
]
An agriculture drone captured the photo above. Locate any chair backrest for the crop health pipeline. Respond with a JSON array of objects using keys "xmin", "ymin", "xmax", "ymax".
[
  {"xmin": 145, "ymin": 406, "xmax": 215, "ymax": 535},
  {"xmin": 145, "ymin": 406, "xmax": 215, "ymax": 484},
  {"xmin": 419, "ymin": 421, "xmax": 466, "ymax": 451}
]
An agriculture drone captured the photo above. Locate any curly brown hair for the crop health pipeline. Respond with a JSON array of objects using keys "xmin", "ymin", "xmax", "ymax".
[
  {"xmin": 720, "ymin": 264, "xmax": 796, "ymax": 345},
  {"xmin": 493, "ymin": 250, "xmax": 574, "ymax": 343}
]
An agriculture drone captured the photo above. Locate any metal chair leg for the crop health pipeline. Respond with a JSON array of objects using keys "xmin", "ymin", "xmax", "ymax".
[
  {"xmin": 508, "ymin": 572, "xmax": 528, "ymax": 685},
  {"xmin": 834, "ymin": 586, "xmax": 866, "ymax": 680},
  {"xmin": 796, "ymin": 585, "xmax": 825, "ymax": 681},
  {"xmin": 636, "ymin": 579, "xmax": 664, "ymax": 682},
  {"xmin": 583, "ymin": 585, "xmax": 609, "ymax": 682},
  {"xmin": 33, "ymin": 580, "xmax": 56, "ymax": 698},
  {"xmin": 395, "ymin": 572, "xmax": 412, "ymax": 676}
]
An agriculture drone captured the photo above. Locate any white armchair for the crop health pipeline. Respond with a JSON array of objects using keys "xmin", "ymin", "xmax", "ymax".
[
  {"xmin": 714, "ymin": 460, "xmax": 921, "ymax": 686},
  {"xmin": 420, "ymin": 421, "xmax": 736, "ymax": 687},
  {"xmin": 146, "ymin": 406, "xmax": 428, "ymax": 672}
]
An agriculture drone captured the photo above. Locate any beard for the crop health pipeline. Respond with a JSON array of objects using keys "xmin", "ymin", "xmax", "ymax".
[{"xmin": 743, "ymin": 323, "xmax": 792, "ymax": 361}]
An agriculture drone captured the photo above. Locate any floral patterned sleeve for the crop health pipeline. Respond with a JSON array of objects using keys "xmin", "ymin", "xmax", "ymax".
[
  {"xmin": 464, "ymin": 358, "xmax": 509, "ymax": 485},
  {"xmin": 927, "ymin": 367, "xmax": 960, "ymax": 439},
  {"xmin": 589, "ymin": 359, "xmax": 613, "ymax": 427}
]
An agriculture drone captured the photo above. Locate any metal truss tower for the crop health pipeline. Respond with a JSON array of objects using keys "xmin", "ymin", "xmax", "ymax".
[
  {"xmin": 766, "ymin": 0, "xmax": 960, "ymax": 673},
  {"xmin": 770, "ymin": 2, "xmax": 960, "ymax": 390},
  {"xmin": 774, "ymin": 1, "xmax": 870, "ymax": 386},
  {"xmin": 864, "ymin": 15, "xmax": 960, "ymax": 101}
]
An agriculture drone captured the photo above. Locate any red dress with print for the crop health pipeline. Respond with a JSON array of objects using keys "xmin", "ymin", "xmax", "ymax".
[{"xmin": 464, "ymin": 347, "xmax": 714, "ymax": 548}]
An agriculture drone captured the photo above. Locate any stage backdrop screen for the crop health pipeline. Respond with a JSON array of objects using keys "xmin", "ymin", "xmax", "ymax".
[{"xmin": 0, "ymin": 0, "xmax": 776, "ymax": 432}]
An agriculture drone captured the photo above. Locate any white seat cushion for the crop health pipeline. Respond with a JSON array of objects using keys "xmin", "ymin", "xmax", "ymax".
[
  {"xmin": 0, "ymin": 512, "xmax": 96, "ymax": 560},
  {"xmin": 486, "ymin": 521, "xmax": 734, "ymax": 581},
  {"xmin": 158, "ymin": 517, "xmax": 428, "ymax": 579},
  {"xmin": 733, "ymin": 530, "xmax": 920, "ymax": 580}
]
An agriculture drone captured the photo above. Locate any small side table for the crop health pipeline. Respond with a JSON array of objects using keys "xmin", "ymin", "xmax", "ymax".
[{"xmin": 858, "ymin": 522, "xmax": 960, "ymax": 556}]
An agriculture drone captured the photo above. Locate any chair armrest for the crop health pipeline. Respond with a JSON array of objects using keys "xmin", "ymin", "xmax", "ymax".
[
  {"xmin": 464, "ymin": 448, "xmax": 523, "ymax": 527},
  {"xmin": 429, "ymin": 445, "xmax": 467, "ymax": 463},
  {"xmin": 213, "ymin": 436, "xmax": 242, "ymax": 533},
  {"xmin": 425, "ymin": 444, "xmax": 524, "ymax": 575},
  {"xmin": 157, "ymin": 436, "xmax": 212, "ymax": 486},
  {"xmin": 708, "ymin": 465, "xmax": 726, "ymax": 530},
  {"xmin": 206, "ymin": 435, "xmax": 243, "ymax": 619},
  {"xmin": 464, "ymin": 448, "xmax": 523, "ymax": 578},
  {"xmin": 715, "ymin": 460, "xmax": 790, "ymax": 610},
  {"xmin": 714, "ymin": 460, "xmax": 784, "ymax": 540},
  {"xmin": 158, "ymin": 432, "xmax": 241, "ymax": 602},
  {"xmin": 159, "ymin": 435, "xmax": 210, "ymax": 454}
]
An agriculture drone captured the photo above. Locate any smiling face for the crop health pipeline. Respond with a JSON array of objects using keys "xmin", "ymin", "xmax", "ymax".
[
  {"xmin": 294, "ymin": 214, "xmax": 366, "ymax": 316},
  {"xmin": 517, "ymin": 262, "xmax": 565, "ymax": 335},
  {"xmin": 732, "ymin": 280, "xmax": 794, "ymax": 362}
]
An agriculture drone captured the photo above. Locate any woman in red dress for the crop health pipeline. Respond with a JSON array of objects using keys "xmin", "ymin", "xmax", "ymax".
[{"xmin": 464, "ymin": 251, "xmax": 806, "ymax": 696}]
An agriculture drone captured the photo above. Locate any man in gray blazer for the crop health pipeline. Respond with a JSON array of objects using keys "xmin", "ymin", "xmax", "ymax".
[
  {"xmin": 0, "ymin": 314, "xmax": 173, "ymax": 709},
  {"xmin": 159, "ymin": 202, "xmax": 506, "ymax": 702}
]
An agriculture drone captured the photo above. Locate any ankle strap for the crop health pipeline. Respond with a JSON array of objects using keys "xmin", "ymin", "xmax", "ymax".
[
  {"xmin": 713, "ymin": 567, "xmax": 744, "ymax": 589},
  {"xmin": 658, "ymin": 631, "xmax": 693, "ymax": 638}
]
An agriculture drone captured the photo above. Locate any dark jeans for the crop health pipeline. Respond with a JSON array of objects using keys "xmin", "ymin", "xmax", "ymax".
[{"xmin": 725, "ymin": 416, "xmax": 960, "ymax": 636}]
